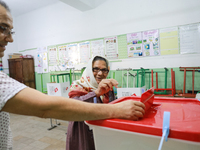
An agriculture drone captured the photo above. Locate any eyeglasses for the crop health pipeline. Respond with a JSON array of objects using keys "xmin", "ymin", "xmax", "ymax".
[
  {"xmin": 0, "ymin": 25, "xmax": 15, "ymax": 36},
  {"xmin": 92, "ymin": 67, "xmax": 109, "ymax": 74}
]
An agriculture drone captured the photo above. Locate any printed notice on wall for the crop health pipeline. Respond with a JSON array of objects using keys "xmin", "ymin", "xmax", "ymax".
[
  {"xmin": 48, "ymin": 47, "xmax": 58, "ymax": 72},
  {"xmin": 127, "ymin": 32, "xmax": 143, "ymax": 57},
  {"xmin": 37, "ymin": 46, "xmax": 48, "ymax": 73},
  {"xmin": 104, "ymin": 36, "xmax": 118, "ymax": 60},
  {"xmin": 58, "ymin": 45, "xmax": 68, "ymax": 71},
  {"xmin": 67, "ymin": 44, "xmax": 79, "ymax": 68},
  {"xmin": 160, "ymin": 27, "xmax": 179, "ymax": 55},
  {"xmin": 48, "ymin": 47, "xmax": 57, "ymax": 65},
  {"xmin": 179, "ymin": 23, "xmax": 200, "ymax": 54},
  {"xmin": 79, "ymin": 41, "xmax": 90, "ymax": 63},
  {"xmin": 142, "ymin": 30, "xmax": 160, "ymax": 56},
  {"xmin": 91, "ymin": 39, "xmax": 104, "ymax": 57}
]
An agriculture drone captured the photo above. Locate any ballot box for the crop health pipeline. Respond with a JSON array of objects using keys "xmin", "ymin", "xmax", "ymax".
[
  {"xmin": 117, "ymin": 86, "xmax": 146, "ymax": 98},
  {"xmin": 47, "ymin": 82, "xmax": 70, "ymax": 98},
  {"xmin": 196, "ymin": 93, "xmax": 200, "ymax": 99},
  {"xmin": 86, "ymin": 95, "xmax": 200, "ymax": 150}
]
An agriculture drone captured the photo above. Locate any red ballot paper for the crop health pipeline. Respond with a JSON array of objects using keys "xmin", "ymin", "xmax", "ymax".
[{"xmin": 141, "ymin": 87, "xmax": 154, "ymax": 111}]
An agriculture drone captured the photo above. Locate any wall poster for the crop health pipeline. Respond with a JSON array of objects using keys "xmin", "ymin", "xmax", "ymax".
[
  {"xmin": 159, "ymin": 27, "xmax": 179, "ymax": 55},
  {"xmin": 127, "ymin": 32, "xmax": 143, "ymax": 57},
  {"xmin": 66, "ymin": 43, "xmax": 79, "ymax": 68},
  {"xmin": 179, "ymin": 23, "xmax": 200, "ymax": 54},
  {"xmin": 79, "ymin": 41, "xmax": 90, "ymax": 63},
  {"xmin": 48, "ymin": 47, "xmax": 58, "ymax": 72},
  {"xmin": 58, "ymin": 45, "xmax": 68, "ymax": 71},
  {"xmin": 104, "ymin": 36, "xmax": 118, "ymax": 60},
  {"xmin": 36, "ymin": 46, "xmax": 48, "ymax": 73},
  {"xmin": 91, "ymin": 39, "xmax": 104, "ymax": 57},
  {"xmin": 142, "ymin": 29, "xmax": 160, "ymax": 56}
]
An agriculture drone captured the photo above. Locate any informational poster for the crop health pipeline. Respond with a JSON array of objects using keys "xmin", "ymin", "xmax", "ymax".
[
  {"xmin": 127, "ymin": 32, "xmax": 143, "ymax": 57},
  {"xmin": 179, "ymin": 23, "xmax": 200, "ymax": 54},
  {"xmin": 79, "ymin": 41, "xmax": 90, "ymax": 63},
  {"xmin": 66, "ymin": 43, "xmax": 79, "ymax": 68},
  {"xmin": 160, "ymin": 27, "xmax": 179, "ymax": 55},
  {"xmin": 48, "ymin": 47, "xmax": 58, "ymax": 72},
  {"xmin": 58, "ymin": 45, "xmax": 68, "ymax": 71},
  {"xmin": 142, "ymin": 30, "xmax": 160, "ymax": 56},
  {"xmin": 104, "ymin": 36, "xmax": 118, "ymax": 59},
  {"xmin": 37, "ymin": 46, "xmax": 48, "ymax": 73},
  {"xmin": 91, "ymin": 39, "xmax": 104, "ymax": 57}
]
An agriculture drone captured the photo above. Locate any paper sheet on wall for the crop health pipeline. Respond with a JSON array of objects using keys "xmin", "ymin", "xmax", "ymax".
[
  {"xmin": 160, "ymin": 27, "xmax": 179, "ymax": 55},
  {"xmin": 127, "ymin": 32, "xmax": 143, "ymax": 57},
  {"xmin": 104, "ymin": 36, "xmax": 118, "ymax": 59},
  {"xmin": 58, "ymin": 45, "xmax": 68, "ymax": 71},
  {"xmin": 179, "ymin": 23, "xmax": 200, "ymax": 54},
  {"xmin": 42, "ymin": 51, "xmax": 48, "ymax": 73},
  {"xmin": 66, "ymin": 44, "xmax": 79, "ymax": 68},
  {"xmin": 79, "ymin": 41, "xmax": 90, "ymax": 63},
  {"xmin": 91, "ymin": 39, "xmax": 104, "ymax": 57},
  {"xmin": 48, "ymin": 47, "xmax": 58, "ymax": 72},
  {"xmin": 142, "ymin": 30, "xmax": 160, "ymax": 56},
  {"xmin": 37, "ymin": 46, "xmax": 48, "ymax": 73}
]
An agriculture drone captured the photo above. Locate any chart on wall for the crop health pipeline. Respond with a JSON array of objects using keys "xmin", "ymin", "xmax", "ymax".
[
  {"xmin": 179, "ymin": 23, "xmax": 200, "ymax": 54},
  {"xmin": 48, "ymin": 47, "xmax": 58, "ymax": 72},
  {"xmin": 159, "ymin": 27, "xmax": 179, "ymax": 55},
  {"xmin": 142, "ymin": 29, "xmax": 160, "ymax": 56},
  {"xmin": 79, "ymin": 41, "xmax": 90, "ymax": 63},
  {"xmin": 91, "ymin": 39, "xmax": 104, "ymax": 57},
  {"xmin": 66, "ymin": 43, "xmax": 79, "ymax": 68},
  {"xmin": 104, "ymin": 36, "xmax": 118, "ymax": 60},
  {"xmin": 58, "ymin": 45, "xmax": 68, "ymax": 71},
  {"xmin": 127, "ymin": 32, "xmax": 143, "ymax": 57},
  {"xmin": 36, "ymin": 46, "xmax": 48, "ymax": 74}
]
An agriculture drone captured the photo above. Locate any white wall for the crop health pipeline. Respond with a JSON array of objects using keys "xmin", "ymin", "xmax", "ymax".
[{"xmin": 4, "ymin": 0, "xmax": 200, "ymax": 70}]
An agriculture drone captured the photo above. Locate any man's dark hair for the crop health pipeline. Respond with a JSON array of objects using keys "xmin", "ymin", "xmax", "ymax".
[
  {"xmin": 0, "ymin": 0, "xmax": 10, "ymax": 12},
  {"xmin": 93, "ymin": 56, "xmax": 108, "ymax": 68}
]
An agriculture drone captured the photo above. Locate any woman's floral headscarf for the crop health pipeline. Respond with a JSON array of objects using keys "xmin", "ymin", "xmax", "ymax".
[{"xmin": 68, "ymin": 56, "xmax": 109, "ymax": 103}]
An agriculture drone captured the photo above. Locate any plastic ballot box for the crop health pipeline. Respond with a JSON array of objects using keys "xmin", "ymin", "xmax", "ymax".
[
  {"xmin": 47, "ymin": 82, "xmax": 70, "ymax": 98},
  {"xmin": 117, "ymin": 86, "xmax": 146, "ymax": 98},
  {"xmin": 86, "ymin": 89, "xmax": 200, "ymax": 150}
]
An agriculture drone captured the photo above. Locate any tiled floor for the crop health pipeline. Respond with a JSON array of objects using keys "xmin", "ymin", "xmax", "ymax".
[{"xmin": 10, "ymin": 113, "xmax": 69, "ymax": 150}]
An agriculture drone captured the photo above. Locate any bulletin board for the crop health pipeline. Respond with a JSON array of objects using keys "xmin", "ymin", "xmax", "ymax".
[{"xmin": 19, "ymin": 22, "xmax": 200, "ymax": 72}]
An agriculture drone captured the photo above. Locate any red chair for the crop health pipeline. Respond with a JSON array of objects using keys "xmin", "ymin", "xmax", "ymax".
[
  {"xmin": 178, "ymin": 67, "xmax": 200, "ymax": 98},
  {"xmin": 151, "ymin": 68, "xmax": 176, "ymax": 97}
]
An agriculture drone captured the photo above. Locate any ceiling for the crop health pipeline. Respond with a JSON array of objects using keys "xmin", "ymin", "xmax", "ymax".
[
  {"xmin": 5, "ymin": 0, "xmax": 60, "ymax": 17},
  {"xmin": 5, "ymin": 0, "xmax": 108, "ymax": 17}
]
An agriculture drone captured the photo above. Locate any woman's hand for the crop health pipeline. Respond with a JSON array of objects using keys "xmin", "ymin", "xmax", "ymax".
[{"xmin": 95, "ymin": 79, "xmax": 118, "ymax": 97}]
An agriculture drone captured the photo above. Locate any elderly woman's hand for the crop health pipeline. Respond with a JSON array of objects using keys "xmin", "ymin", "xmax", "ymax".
[{"xmin": 95, "ymin": 79, "xmax": 118, "ymax": 97}]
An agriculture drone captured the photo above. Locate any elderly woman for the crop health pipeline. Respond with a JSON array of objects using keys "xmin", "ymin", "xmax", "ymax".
[{"xmin": 66, "ymin": 56, "xmax": 116, "ymax": 150}]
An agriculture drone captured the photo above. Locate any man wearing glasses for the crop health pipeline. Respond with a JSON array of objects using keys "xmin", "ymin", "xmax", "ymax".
[{"xmin": 0, "ymin": 1, "xmax": 145, "ymax": 149}]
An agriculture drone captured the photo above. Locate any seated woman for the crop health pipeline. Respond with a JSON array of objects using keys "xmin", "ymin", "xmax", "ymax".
[{"xmin": 66, "ymin": 56, "xmax": 116, "ymax": 150}]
